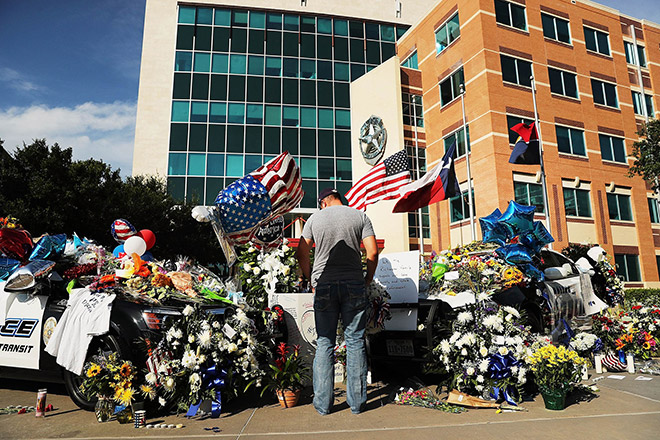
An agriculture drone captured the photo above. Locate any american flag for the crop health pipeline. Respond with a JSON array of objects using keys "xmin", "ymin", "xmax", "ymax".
[
  {"xmin": 215, "ymin": 152, "xmax": 303, "ymax": 245},
  {"xmin": 345, "ymin": 150, "xmax": 411, "ymax": 211}
]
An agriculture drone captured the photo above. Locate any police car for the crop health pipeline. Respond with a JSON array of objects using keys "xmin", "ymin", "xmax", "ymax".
[{"xmin": 0, "ymin": 271, "xmax": 227, "ymax": 410}]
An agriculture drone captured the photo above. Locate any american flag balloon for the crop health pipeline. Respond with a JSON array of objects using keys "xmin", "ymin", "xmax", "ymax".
[
  {"xmin": 215, "ymin": 152, "xmax": 303, "ymax": 246},
  {"xmin": 111, "ymin": 219, "xmax": 137, "ymax": 243}
]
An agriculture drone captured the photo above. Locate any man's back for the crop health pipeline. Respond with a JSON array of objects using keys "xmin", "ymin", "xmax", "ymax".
[{"xmin": 302, "ymin": 205, "xmax": 374, "ymax": 286}]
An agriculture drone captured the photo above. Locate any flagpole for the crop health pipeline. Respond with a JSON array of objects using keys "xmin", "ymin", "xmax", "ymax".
[
  {"xmin": 460, "ymin": 85, "xmax": 476, "ymax": 241},
  {"xmin": 411, "ymin": 95, "xmax": 426, "ymax": 254},
  {"xmin": 530, "ymin": 76, "xmax": 553, "ymax": 249}
]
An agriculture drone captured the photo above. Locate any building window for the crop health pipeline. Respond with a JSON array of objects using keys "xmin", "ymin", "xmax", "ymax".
[
  {"xmin": 435, "ymin": 13, "xmax": 460, "ymax": 54},
  {"xmin": 548, "ymin": 67, "xmax": 578, "ymax": 98},
  {"xmin": 556, "ymin": 126, "xmax": 586, "ymax": 156},
  {"xmin": 500, "ymin": 54, "xmax": 532, "ymax": 87},
  {"xmin": 614, "ymin": 254, "xmax": 641, "ymax": 282},
  {"xmin": 649, "ymin": 197, "xmax": 660, "ymax": 223},
  {"xmin": 401, "ymin": 51, "xmax": 418, "ymax": 69},
  {"xmin": 541, "ymin": 13, "xmax": 570, "ymax": 44},
  {"xmin": 607, "ymin": 193, "xmax": 632, "ymax": 221},
  {"xmin": 506, "ymin": 115, "xmax": 534, "ymax": 144},
  {"xmin": 450, "ymin": 189, "xmax": 475, "ymax": 223},
  {"xmin": 591, "ymin": 79, "xmax": 618, "ymax": 108},
  {"xmin": 563, "ymin": 187, "xmax": 592, "ymax": 217},
  {"xmin": 624, "ymin": 42, "xmax": 646, "ymax": 67},
  {"xmin": 406, "ymin": 144, "xmax": 426, "ymax": 180},
  {"xmin": 632, "ymin": 91, "xmax": 654, "ymax": 117},
  {"xmin": 444, "ymin": 126, "xmax": 470, "ymax": 159},
  {"xmin": 584, "ymin": 27, "xmax": 610, "ymax": 56},
  {"xmin": 514, "ymin": 181, "xmax": 545, "ymax": 213},
  {"xmin": 495, "ymin": 0, "xmax": 526, "ymax": 31},
  {"xmin": 402, "ymin": 93, "xmax": 423, "ymax": 127},
  {"xmin": 408, "ymin": 207, "xmax": 430, "ymax": 239},
  {"xmin": 599, "ymin": 134, "xmax": 626, "ymax": 163},
  {"xmin": 657, "ymin": 255, "xmax": 660, "ymax": 279},
  {"xmin": 439, "ymin": 67, "xmax": 464, "ymax": 107}
]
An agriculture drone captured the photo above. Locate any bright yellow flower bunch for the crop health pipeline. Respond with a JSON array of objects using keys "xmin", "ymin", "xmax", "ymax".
[{"xmin": 528, "ymin": 345, "xmax": 585, "ymax": 392}]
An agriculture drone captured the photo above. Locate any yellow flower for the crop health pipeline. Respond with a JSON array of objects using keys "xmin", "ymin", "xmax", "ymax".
[
  {"xmin": 86, "ymin": 364, "xmax": 101, "ymax": 377},
  {"xmin": 117, "ymin": 388, "xmax": 134, "ymax": 406},
  {"xmin": 119, "ymin": 363, "xmax": 132, "ymax": 378}
]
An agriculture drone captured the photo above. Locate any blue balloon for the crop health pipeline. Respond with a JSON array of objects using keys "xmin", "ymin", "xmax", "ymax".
[
  {"xmin": 519, "ymin": 221, "xmax": 554, "ymax": 253},
  {"xmin": 141, "ymin": 251, "xmax": 154, "ymax": 262},
  {"xmin": 29, "ymin": 234, "xmax": 67, "ymax": 261},
  {"xmin": 498, "ymin": 201, "xmax": 536, "ymax": 237},
  {"xmin": 496, "ymin": 244, "xmax": 533, "ymax": 264},
  {"xmin": 522, "ymin": 263, "xmax": 545, "ymax": 281},
  {"xmin": 113, "ymin": 245, "xmax": 125, "ymax": 258},
  {"xmin": 0, "ymin": 258, "xmax": 20, "ymax": 281},
  {"xmin": 479, "ymin": 208, "xmax": 509, "ymax": 246}
]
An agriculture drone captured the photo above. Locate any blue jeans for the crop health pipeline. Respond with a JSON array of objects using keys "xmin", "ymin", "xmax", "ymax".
[{"xmin": 313, "ymin": 281, "xmax": 368, "ymax": 415}]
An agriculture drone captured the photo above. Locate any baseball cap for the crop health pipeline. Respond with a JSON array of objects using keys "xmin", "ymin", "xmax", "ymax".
[{"xmin": 318, "ymin": 187, "xmax": 341, "ymax": 207}]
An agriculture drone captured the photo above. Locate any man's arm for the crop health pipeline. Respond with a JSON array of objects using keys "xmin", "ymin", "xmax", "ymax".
[
  {"xmin": 296, "ymin": 237, "xmax": 314, "ymax": 283},
  {"xmin": 363, "ymin": 235, "xmax": 378, "ymax": 285}
]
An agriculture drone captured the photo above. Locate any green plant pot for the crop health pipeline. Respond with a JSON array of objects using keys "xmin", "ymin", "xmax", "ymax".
[{"xmin": 541, "ymin": 389, "xmax": 566, "ymax": 411}]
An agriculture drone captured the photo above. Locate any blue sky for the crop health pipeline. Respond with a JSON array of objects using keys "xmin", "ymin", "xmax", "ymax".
[{"xmin": 0, "ymin": 0, "xmax": 658, "ymax": 176}]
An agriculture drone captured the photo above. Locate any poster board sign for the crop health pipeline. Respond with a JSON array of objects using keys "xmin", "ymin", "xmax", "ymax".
[
  {"xmin": 383, "ymin": 308, "xmax": 418, "ymax": 331},
  {"xmin": 373, "ymin": 251, "xmax": 419, "ymax": 304}
]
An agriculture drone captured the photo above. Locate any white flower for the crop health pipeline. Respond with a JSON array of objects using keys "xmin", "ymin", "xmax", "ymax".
[
  {"xmin": 476, "ymin": 384, "xmax": 484, "ymax": 392},
  {"xmin": 145, "ymin": 372, "xmax": 157, "ymax": 384},
  {"xmin": 163, "ymin": 377, "xmax": 175, "ymax": 391},
  {"xmin": 247, "ymin": 278, "xmax": 252, "ymax": 284},
  {"xmin": 479, "ymin": 359, "xmax": 490, "ymax": 372},
  {"xmin": 227, "ymin": 343, "xmax": 238, "ymax": 353},
  {"xmin": 449, "ymin": 332, "xmax": 461, "ymax": 344},
  {"xmin": 461, "ymin": 348, "xmax": 468, "ymax": 356},
  {"xmin": 282, "ymin": 266, "xmax": 291, "ymax": 276},
  {"xmin": 159, "ymin": 397, "xmax": 167, "ymax": 407},
  {"xmin": 182, "ymin": 305, "xmax": 194, "ymax": 316},
  {"xmin": 650, "ymin": 324, "xmax": 656, "ymax": 332},
  {"xmin": 253, "ymin": 267, "xmax": 261, "ymax": 275},
  {"xmin": 457, "ymin": 311, "xmax": 473, "ymax": 323},
  {"xmin": 498, "ymin": 346, "xmax": 509, "ymax": 355},
  {"xmin": 479, "ymin": 346, "xmax": 488, "ymax": 357},
  {"xmin": 640, "ymin": 307, "xmax": 649, "ymax": 315},
  {"xmin": 511, "ymin": 366, "xmax": 519, "ymax": 375},
  {"xmin": 440, "ymin": 340, "xmax": 451, "ymax": 354},
  {"xmin": 173, "ymin": 328, "xmax": 183, "ymax": 339},
  {"xmin": 198, "ymin": 329, "xmax": 212, "ymax": 348},
  {"xmin": 466, "ymin": 367, "xmax": 475, "ymax": 376},
  {"xmin": 243, "ymin": 263, "xmax": 252, "ymax": 272},
  {"xmin": 235, "ymin": 309, "xmax": 252, "ymax": 327},
  {"xmin": 189, "ymin": 373, "xmax": 201, "ymax": 391},
  {"xmin": 182, "ymin": 350, "xmax": 197, "ymax": 368},
  {"xmin": 483, "ymin": 314, "xmax": 504, "ymax": 332},
  {"xmin": 248, "ymin": 246, "xmax": 256, "ymax": 253},
  {"xmin": 212, "ymin": 321, "xmax": 221, "ymax": 329},
  {"xmin": 418, "ymin": 324, "xmax": 426, "ymax": 331},
  {"xmin": 477, "ymin": 375, "xmax": 484, "ymax": 383},
  {"xmin": 188, "ymin": 334, "xmax": 195, "ymax": 343},
  {"xmin": 502, "ymin": 306, "xmax": 520, "ymax": 318}
]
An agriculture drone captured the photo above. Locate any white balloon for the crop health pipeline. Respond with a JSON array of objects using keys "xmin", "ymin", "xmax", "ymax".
[{"xmin": 124, "ymin": 235, "xmax": 147, "ymax": 256}]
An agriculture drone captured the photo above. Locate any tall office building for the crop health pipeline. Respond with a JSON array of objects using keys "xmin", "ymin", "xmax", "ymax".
[
  {"xmin": 133, "ymin": 0, "xmax": 434, "ymax": 229},
  {"xmin": 388, "ymin": 0, "xmax": 660, "ymax": 286}
]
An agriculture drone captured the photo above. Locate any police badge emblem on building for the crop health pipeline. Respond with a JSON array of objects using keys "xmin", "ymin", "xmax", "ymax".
[{"xmin": 358, "ymin": 115, "xmax": 387, "ymax": 166}]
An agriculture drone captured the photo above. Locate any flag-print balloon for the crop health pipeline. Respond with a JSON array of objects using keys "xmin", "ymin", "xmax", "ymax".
[{"xmin": 111, "ymin": 219, "xmax": 137, "ymax": 243}]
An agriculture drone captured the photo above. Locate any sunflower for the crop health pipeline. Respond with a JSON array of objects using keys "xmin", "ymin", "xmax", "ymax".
[
  {"xmin": 86, "ymin": 363, "xmax": 101, "ymax": 378},
  {"xmin": 117, "ymin": 388, "xmax": 135, "ymax": 406},
  {"xmin": 501, "ymin": 267, "xmax": 524, "ymax": 287},
  {"xmin": 119, "ymin": 363, "xmax": 132, "ymax": 378}
]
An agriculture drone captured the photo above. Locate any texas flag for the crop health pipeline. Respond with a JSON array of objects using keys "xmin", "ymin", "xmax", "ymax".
[
  {"xmin": 509, "ymin": 122, "xmax": 540, "ymax": 165},
  {"xmin": 392, "ymin": 142, "xmax": 460, "ymax": 213}
]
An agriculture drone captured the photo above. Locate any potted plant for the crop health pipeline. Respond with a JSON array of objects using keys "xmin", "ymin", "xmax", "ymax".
[
  {"xmin": 250, "ymin": 342, "xmax": 310, "ymax": 408},
  {"xmin": 80, "ymin": 352, "xmax": 136, "ymax": 422},
  {"xmin": 528, "ymin": 344, "xmax": 585, "ymax": 410}
]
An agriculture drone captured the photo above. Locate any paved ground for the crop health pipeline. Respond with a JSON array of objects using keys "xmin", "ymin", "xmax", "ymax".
[{"xmin": 1, "ymin": 369, "xmax": 659, "ymax": 440}]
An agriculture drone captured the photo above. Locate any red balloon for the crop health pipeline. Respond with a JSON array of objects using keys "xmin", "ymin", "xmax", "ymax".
[{"xmin": 138, "ymin": 229, "xmax": 156, "ymax": 250}]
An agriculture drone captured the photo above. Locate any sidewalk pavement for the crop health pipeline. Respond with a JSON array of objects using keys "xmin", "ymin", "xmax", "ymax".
[{"xmin": 1, "ymin": 370, "xmax": 659, "ymax": 440}]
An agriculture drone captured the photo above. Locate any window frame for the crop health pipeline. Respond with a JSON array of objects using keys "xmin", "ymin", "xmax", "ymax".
[
  {"xmin": 599, "ymin": 133, "xmax": 627, "ymax": 164},
  {"xmin": 439, "ymin": 66, "xmax": 465, "ymax": 107},
  {"xmin": 513, "ymin": 180, "xmax": 545, "ymax": 214},
  {"xmin": 443, "ymin": 126, "xmax": 470, "ymax": 159},
  {"xmin": 583, "ymin": 26, "xmax": 610, "ymax": 56},
  {"xmin": 401, "ymin": 50, "xmax": 419, "ymax": 69},
  {"xmin": 607, "ymin": 192, "xmax": 633, "ymax": 221},
  {"xmin": 648, "ymin": 197, "xmax": 660, "ymax": 224},
  {"xmin": 555, "ymin": 125, "xmax": 586, "ymax": 156},
  {"xmin": 614, "ymin": 254, "xmax": 641, "ymax": 282},
  {"xmin": 624, "ymin": 41, "xmax": 647, "ymax": 68},
  {"xmin": 563, "ymin": 187, "xmax": 592, "ymax": 218},
  {"xmin": 548, "ymin": 67, "xmax": 579, "ymax": 99},
  {"xmin": 494, "ymin": 0, "xmax": 527, "ymax": 31},
  {"xmin": 449, "ymin": 188, "xmax": 476, "ymax": 223},
  {"xmin": 500, "ymin": 54, "xmax": 533, "ymax": 88},
  {"xmin": 632, "ymin": 91, "xmax": 654, "ymax": 117},
  {"xmin": 591, "ymin": 78, "xmax": 618, "ymax": 108},
  {"xmin": 434, "ymin": 12, "xmax": 461, "ymax": 55},
  {"xmin": 541, "ymin": 12, "xmax": 571, "ymax": 44}
]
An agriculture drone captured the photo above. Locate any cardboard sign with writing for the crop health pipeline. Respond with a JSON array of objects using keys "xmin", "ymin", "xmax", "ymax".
[{"xmin": 374, "ymin": 251, "xmax": 419, "ymax": 304}]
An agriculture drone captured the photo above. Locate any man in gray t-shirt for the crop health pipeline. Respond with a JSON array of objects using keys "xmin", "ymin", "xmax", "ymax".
[{"xmin": 296, "ymin": 188, "xmax": 378, "ymax": 415}]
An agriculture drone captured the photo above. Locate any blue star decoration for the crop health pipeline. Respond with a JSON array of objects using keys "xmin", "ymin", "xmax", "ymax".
[{"xmin": 215, "ymin": 175, "xmax": 272, "ymax": 234}]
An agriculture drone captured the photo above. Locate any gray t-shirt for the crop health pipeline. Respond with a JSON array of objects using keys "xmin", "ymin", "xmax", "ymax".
[{"xmin": 301, "ymin": 205, "xmax": 375, "ymax": 287}]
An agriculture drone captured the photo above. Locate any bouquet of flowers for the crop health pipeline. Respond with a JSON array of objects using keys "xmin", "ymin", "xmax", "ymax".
[
  {"xmin": 254, "ymin": 343, "xmax": 310, "ymax": 395},
  {"xmin": 81, "ymin": 352, "xmax": 137, "ymax": 406},
  {"xmin": 569, "ymin": 332, "xmax": 603, "ymax": 366},
  {"xmin": 366, "ymin": 279, "xmax": 391, "ymax": 334},
  {"xmin": 432, "ymin": 303, "xmax": 533, "ymax": 404},
  {"xmin": 527, "ymin": 344, "xmax": 585, "ymax": 393},
  {"xmin": 141, "ymin": 305, "xmax": 265, "ymax": 414},
  {"xmin": 592, "ymin": 311, "xmax": 625, "ymax": 353},
  {"xmin": 394, "ymin": 387, "xmax": 466, "ymax": 413},
  {"xmin": 237, "ymin": 241, "xmax": 299, "ymax": 309}
]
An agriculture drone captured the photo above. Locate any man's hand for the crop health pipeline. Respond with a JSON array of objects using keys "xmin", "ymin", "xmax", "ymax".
[
  {"xmin": 296, "ymin": 237, "xmax": 314, "ymax": 285},
  {"xmin": 363, "ymin": 235, "xmax": 378, "ymax": 286}
]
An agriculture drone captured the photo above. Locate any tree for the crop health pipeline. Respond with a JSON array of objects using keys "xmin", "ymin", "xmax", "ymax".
[
  {"xmin": 0, "ymin": 139, "xmax": 222, "ymax": 264},
  {"xmin": 629, "ymin": 119, "xmax": 660, "ymax": 192}
]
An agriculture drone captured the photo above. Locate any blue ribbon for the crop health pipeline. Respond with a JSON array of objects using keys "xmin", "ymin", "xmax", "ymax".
[
  {"xmin": 487, "ymin": 352, "xmax": 520, "ymax": 406},
  {"xmin": 186, "ymin": 365, "xmax": 227, "ymax": 418}
]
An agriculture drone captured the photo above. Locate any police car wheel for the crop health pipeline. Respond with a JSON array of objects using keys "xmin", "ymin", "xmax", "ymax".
[{"xmin": 63, "ymin": 334, "xmax": 125, "ymax": 411}]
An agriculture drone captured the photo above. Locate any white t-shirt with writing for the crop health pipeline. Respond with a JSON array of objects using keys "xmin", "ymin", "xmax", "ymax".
[{"xmin": 46, "ymin": 288, "xmax": 116, "ymax": 375}]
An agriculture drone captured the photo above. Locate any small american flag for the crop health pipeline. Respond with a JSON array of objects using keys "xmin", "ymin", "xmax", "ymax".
[
  {"xmin": 216, "ymin": 152, "xmax": 303, "ymax": 245},
  {"xmin": 345, "ymin": 150, "xmax": 411, "ymax": 211}
]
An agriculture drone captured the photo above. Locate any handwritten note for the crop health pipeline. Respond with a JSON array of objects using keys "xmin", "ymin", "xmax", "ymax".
[{"xmin": 374, "ymin": 251, "xmax": 419, "ymax": 303}]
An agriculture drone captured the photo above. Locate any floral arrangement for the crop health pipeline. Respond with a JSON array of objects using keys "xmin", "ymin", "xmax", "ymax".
[
  {"xmin": 0, "ymin": 215, "xmax": 22, "ymax": 229},
  {"xmin": 251, "ymin": 343, "xmax": 310, "ymax": 395},
  {"xmin": 366, "ymin": 279, "xmax": 391, "ymax": 334},
  {"xmin": 592, "ymin": 305, "xmax": 659, "ymax": 359},
  {"xmin": 592, "ymin": 311, "xmax": 624, "ymax": 352},
  {"xmin": 569, "ymin": 332, "xmax": 603, "ymax": 362},
  {"xmin": 394, "ymin": 387, "xmax": 466, "ymax": 413},
  {"xmin": 527, "ymin": 344, "xmax": 585, "ymax": 393},
  {"xmin": 141, "ymin": 305, "xmax": 265, "ymax": 413},
  {"xmin": 432, "ymin": 303, "xmax": 533, "ymax": 404},
  {"xmin": 236, "ymin": 241, "xmax": 299, "ymax": 309},
  {"xmin": 80, "ymin": 352, "xmax": 137, "ymax": 406}
]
